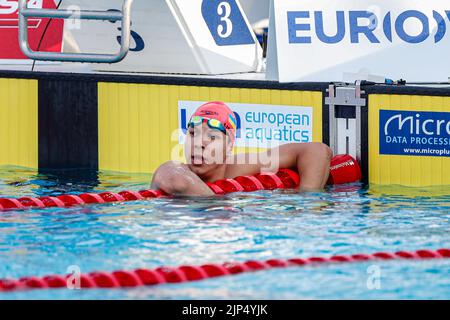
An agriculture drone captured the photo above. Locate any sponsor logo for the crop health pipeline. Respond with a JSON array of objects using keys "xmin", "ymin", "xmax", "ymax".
[
  {"xmin": 380, "ymin": 110, "xmax": 450, "ymax": 157},
  {"xmin": 287, "ymin": 9, "xmax": 450, "ymax": 44},
  {"xmin": 179, "ymin": 101, "xmax": 313, "ymax": 148},
  {"xmin": 330, "ymin": 159, "xmax": 355, "ymax": 171}
]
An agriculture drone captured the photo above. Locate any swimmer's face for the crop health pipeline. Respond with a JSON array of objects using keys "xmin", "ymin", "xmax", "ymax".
[{"xmin": 185, "ymin": 123, "xmax": 232, "ymax": 176}]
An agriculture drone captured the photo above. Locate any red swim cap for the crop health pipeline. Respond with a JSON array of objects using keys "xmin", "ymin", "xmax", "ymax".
[{"xmin": 191, "ymin": 101, "xmax": 237, "ymax": 144}]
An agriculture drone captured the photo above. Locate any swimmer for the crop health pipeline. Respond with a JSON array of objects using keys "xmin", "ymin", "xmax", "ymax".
[{"xmin": 151, "ymin": 101, "xmax": 332, "ymax": 196}]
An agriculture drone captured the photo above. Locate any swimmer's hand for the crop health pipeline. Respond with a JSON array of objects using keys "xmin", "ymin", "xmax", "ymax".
[{"xmin": 150, "ymin": 161, "xmax": 215, "ymax": 197}]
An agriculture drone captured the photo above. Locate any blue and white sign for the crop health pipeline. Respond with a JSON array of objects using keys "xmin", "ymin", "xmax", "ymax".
[
  {"xmin": 179, "ymin": 101, "xmax": 313, "ymax": 148},
  {"xmin": 201, "ymin": 0, "xmax": 255, "ymax": 46},
  {"xmin": 380, "ymin": 110, "xmax": 450, "ymax": 157},
  {"xmin": 267, "ymin": 0, "xmax": 450, "ymax": 82}
]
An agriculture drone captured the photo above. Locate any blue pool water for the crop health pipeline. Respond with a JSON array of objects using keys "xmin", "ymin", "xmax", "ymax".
[{"xmin": 0, "ymin": 165, "xmax": 449, "ymax": 300}]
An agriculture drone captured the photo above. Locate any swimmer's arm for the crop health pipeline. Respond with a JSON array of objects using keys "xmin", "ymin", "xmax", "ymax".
[
  {"xmin": 281, "ymin": 143, "xmax": 332, "ymax": 191},
  {"xmin": 228, "ymin": 143, "xmax": 332, "ymax": 192},
  {"xmin": 151, "ymin": 161, "xmax": 214, "ymax": 196}
]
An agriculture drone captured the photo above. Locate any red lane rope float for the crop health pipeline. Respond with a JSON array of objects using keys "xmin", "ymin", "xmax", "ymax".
[
  {"xmin": 0, "ymin": 154, "xmax": 361, "ymax": 212},
  {"xmin": 0, "ymin": 248, "xmax": 448, "ymax": 292}
]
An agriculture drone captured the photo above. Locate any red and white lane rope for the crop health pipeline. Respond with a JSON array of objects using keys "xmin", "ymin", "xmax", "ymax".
[
  {"xmin": 0, "ymin": 154, "xmax": 361, "ymax": 212},
  {"xmin": 0, "ymin": 248, "xmax": 448, "ymax": 292}
]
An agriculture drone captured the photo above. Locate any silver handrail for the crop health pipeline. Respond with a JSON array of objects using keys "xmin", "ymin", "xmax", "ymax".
[{"xmin": 18, "ymin": 0, "xmax": 134, "ymax": 63}]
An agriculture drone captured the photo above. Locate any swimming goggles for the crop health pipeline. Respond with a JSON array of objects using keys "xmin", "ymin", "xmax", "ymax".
[{"xmin": 187, "ymin": 116, "xmax": 227, "ymax": 135}]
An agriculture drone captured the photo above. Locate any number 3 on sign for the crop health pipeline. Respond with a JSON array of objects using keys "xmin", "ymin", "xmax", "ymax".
[
  {"xmin": 217, "ymin": 1, "xmax": 232, "ymax": 38},
  {"xmin": 201, "ymin": 0, "xmax": 254, "ymax": 46}
]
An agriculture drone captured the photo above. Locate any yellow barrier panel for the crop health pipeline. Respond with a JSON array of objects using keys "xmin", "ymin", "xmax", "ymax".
[
  {"xmin": 98, "ymin": 83, "xmax": 323, "ymax": 173},
  {"xmin": 0, "ymin": 78, "xmax": 38, "ymax": 168},
  {"xmin": 369, "ymin": 94, "xmax": 450, "ymax": 187}
]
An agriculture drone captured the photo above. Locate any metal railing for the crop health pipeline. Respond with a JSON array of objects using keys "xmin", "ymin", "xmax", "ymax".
[{"xmin": 18, "ymin": 0, "xmax": 134, "ymax": 63}]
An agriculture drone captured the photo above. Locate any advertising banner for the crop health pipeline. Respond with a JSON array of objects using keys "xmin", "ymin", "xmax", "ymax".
[
  {"xmin": 179, "ymin": 101, "xmax": 313, "ymax": 148},
  {"xmin": 380, "ymin": 109, "xmax": 450, "ymax": 157},
  {"xmin": 266, "ymin": 0, "xmax": 450, "ymax": 82}
]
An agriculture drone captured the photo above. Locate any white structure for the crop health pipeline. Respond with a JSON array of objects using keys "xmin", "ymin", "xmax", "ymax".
[
  {"xmin": 63, "ymin": 0, "xmax": 263, "ymax": 74},
  {"xmin": 2, "ymin": 0, "xmax": 263, "ymax": 75},
  {"xmin": 239, "ymin": 0, "xmax": 270, "ymax": 27},
  {"xmin": 267, "ymin": 0, "xmax": 450, "ymax": 82}
]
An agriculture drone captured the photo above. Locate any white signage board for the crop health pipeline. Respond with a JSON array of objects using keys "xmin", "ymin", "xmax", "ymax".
[
  {"xmin": 266, "ymin": 0, "xmax": 450, "ymax": 82},
  {"xmin": 178, "ymin": 101, "xmax": 313, "ymax": 148},
  {"xmin": 60, "ymin": 0, "xmax": 262, "ymax": 75}
]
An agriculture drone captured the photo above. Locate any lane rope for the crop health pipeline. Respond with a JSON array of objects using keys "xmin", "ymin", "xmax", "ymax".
[
  {"xmin": 0, "ymin": 248, "xmax": 448, "ymax": 292},
  {"xmin": 0, "ymin": 154, "xmax": 361, "ymax": 212}
]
